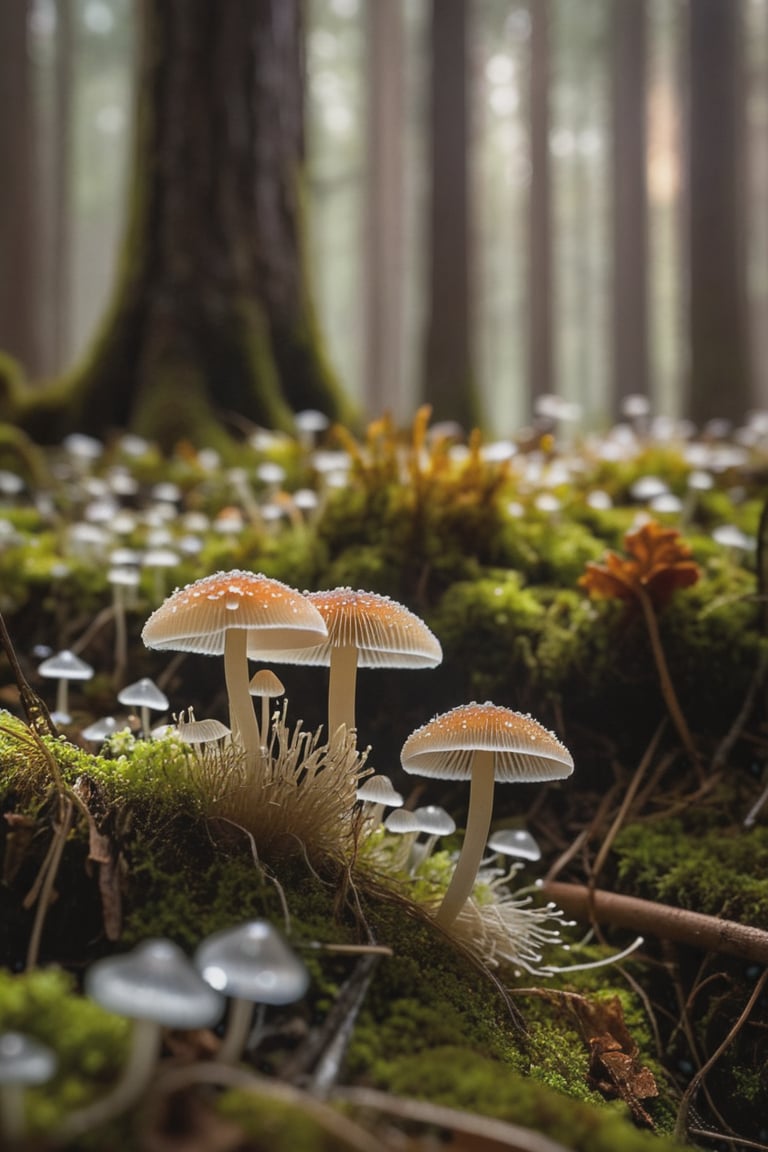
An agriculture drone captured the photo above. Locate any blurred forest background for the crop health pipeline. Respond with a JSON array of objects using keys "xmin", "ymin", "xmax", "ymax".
[{"xmin": 0, "ymin": 0, "xmax": 765, "ymax": 439}]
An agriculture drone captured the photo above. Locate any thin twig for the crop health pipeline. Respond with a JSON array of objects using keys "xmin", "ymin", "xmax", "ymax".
[
  {"xmin": 25, "ymin": 797, "xmax": 73, "ymax": 969},
  {"xmin": 674, "ymin": 968, "xmax": 768, "ymax": 1142},
  {"xmin": 333, "ymin": 1085, "xmax": 576, "ymax": 1152},
  {"xmin": 712, "ymin": 645, "xmax": 768, "ymax": 773}
]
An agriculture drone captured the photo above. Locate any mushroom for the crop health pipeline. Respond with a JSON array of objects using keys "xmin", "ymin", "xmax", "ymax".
[
  {"xmin": 194, "ymin": 920, "xmax": 310, "ymax": 1064},
  {"xmin": 409, "ymin": 804, "xmax": 457, "ymax": 871},
  {"xmin": 248, "ymin": 668, "xmax": 285, "ymax": 747},
  {"xmin": 256, "ymin": 588, "xmax": 442, "ymax": 743},
  {"xmin": 141, "ymin": 571, "xmax": 327, "ymax": 772},
  {"xmin": 401, "ymin": 702, "xmax": 573, "ymax": 928},
  {"xmin": 356, "ymin": 773, "xmax": 404, "ymax": 825},
  {"xmin": 487, "ymin": 827, "xmax": 542, "ymax": 864},
  {"xmin": 0, "ymin": 1031, "xmax": 57, "ymax": 1144},
  {"xmin": 62, "ymin": 939, "xmax": 224, "ymax": 1140},
  {"xmin": 37, "ymin": 649, "xmax": 94, "ymax": 723},
  {"xmin": 117, "ymin": 677, "xmax": 169, "ymax": 738}
]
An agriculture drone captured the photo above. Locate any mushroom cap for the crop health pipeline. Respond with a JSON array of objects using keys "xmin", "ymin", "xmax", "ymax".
[
  {"xmin": 85, "ymin": 938, "xmax": 224, "ymax": 1029},
  {"xmin": 248, "ymin": 669, "xmax": 285, "ymax": 698},
  {"xmin": 141, "ymin": 570, "xmax": 328, "ymax": 657},
  {"xmin": 0, "ymin": 1032, "xmax": 57, "ymax": 1085},
  {"xmin": 411, "ymin": 804, "xmax": 457, "ymax": 836},
  {"xmin": 177, "ymin": 713, "xmax": 231, "ymax": 744},
  {"xmin": 401, "ymin": 701, "xmax": 574, "ymax": 783},
  {"xmin": 117, "ymin": 678, "xmax": 169, "ymax": 713},
  {"xmin": 356, "ymin": 773, "xmax": 404, "ymax": 807},
  {"xmin": 487, "ymin": 827, "xmax": 542, "ymax": 862},
  {"xmin": 256, "ymin": 587, "xmax": 443, "ymax": 669},
  {"xmin": 37, "ymin": 649, "xmax": 94, "ymax": 681},
  {"xmin": 383, "ymin": 808, "xmax": 421, "ymax": 834},
  {"xmin": 194, "ymin": 921, "xmax": 309, "ymax": 1006}
]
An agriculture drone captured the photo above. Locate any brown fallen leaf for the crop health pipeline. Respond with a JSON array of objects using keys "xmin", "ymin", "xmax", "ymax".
[{"xmin": 570, "ymin": 995, "xmax": 658, "ymax": 1128}]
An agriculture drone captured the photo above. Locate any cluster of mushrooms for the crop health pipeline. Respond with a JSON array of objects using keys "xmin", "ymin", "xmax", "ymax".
[
  {"xmin": 2, "ymin": 569, "xmax": 575, "ymax": 1141},
  {"xmin": 140, "ymin": 569, "xmax": 575, "ymax": 928}
]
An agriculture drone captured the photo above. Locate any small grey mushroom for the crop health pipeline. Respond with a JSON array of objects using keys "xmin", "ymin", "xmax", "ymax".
[
  {"xmin": 195, "ymin": 920, "xmax": 310, "ymax": 1063},
  {"xmin": 487, "ymin": 827, "xmax": 542, "ymax": 864},
  {"xmin": 0, "ymin": 1031, "xmax": 57, "ymax": 1144},
  {"xmin": 356, "ymin": 773, "xmax": 404, "ymax": 825},
  {"xmin": 37, "ymin": 649, "xmax": 94, "ymax": 723},
  {"xmin": 117, "ymin": 678, "xmax": 169, "ymax": 738},
  {"xmin": 61, "ymin": 939, "xmax": 223, "ymax": 1140}
]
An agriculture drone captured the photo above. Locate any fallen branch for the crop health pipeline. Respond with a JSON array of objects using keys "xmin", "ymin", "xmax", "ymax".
[{"xmin": 540, "ymin": 881, "xmax": 768, "ymax": 965}]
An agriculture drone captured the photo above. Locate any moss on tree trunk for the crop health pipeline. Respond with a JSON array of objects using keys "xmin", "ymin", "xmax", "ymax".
[{"xmin": 0, "ymin": 0, "xmax": 351, "ymax": 449}]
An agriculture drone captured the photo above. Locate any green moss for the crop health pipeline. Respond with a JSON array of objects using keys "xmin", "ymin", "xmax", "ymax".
[
  {"xmin": 372, "ymin": 1048, "xmax": 685, "ymax": 1152},
  {"xmin": 0, "ymin": 967, "xmax": 129, "ymax": 1136},
  {"xmin": 613, "ymin": 818, "xmax": 768, "ymax": 923},
  {"xmin": 217, "ymin": 1090, "xmax": 346, "ymax": 1152}
]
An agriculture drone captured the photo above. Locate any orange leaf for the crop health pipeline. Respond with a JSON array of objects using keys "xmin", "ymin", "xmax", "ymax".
[{"xmin": 580, "ymin": 520, "xmax": 700, "ymax": 608}]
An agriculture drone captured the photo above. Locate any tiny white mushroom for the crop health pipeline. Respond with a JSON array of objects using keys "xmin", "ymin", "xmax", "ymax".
[
  {"xmin": 117, "ymin": 678, "xmax": 170, "ymax": 738},
  {"xmin": 195, "ymin": 920, "xmax": 309, "ymax": 1064},
  {"xmin": 37, "ymin": 649, "xmax": 94, "ymax": 724},
  {"xmin": 0, "ymin": 1031, "xmax": 57, "ymax": 1144}
]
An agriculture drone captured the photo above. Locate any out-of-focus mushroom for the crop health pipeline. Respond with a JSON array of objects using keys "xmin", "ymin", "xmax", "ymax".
[
  {"xmin": 257, "ymin": 588, "xmax": 442, "ymax": 744},
  {"xmin": 61, "ymin": 939, "xmax": 223, "ymax": 1140},
  {"xmin": 141, "ymin": 571, "xmax": 327, "ymax": 771},
  {"xmin": 487, "ymin": 827, "xmax": 542, "ymax": 864},
  {"xmin": 401, "ymin": 702, "xmax": 573, "ymax": 928},
  {"xmin": 117, "ymin": 677, "xmax": 169, "ymax": 738},
  {"xmin": 0, "ymin": 1031, "xmax": 57, "ymax": 1144},
  {"xmin": 195, "ymin": 920, "xmax": 310, "ymax": 1063},
  {"xmin": 37, "ymin": 649, "xmax": 94, "ymax": 724}
]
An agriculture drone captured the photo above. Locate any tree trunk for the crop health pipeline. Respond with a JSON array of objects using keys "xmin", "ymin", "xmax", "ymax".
[
  {"xmin": 527, "ymin": 0, "xmax": 553, "ymax": 407},
  {"xmin": 688, "ymin": 0, "xmax": 750, "ymax": 427},
  {"xmin": 0, "ymin": 1, "xmax": 41, "ymax": 375},
  {"xmin": 423, "ymin": 0, "xmax": 478, "ymax": 430},
  {"xmin": 2, "ymin": 0, "xmax": 350, "ymax": 449},
  {"xmin": 611, "ymin": 0, "xmax": 649, "ymax": 415},
  {"xmin": 364, "ymin": 0, "xmax": 404, "ymax": 422}
]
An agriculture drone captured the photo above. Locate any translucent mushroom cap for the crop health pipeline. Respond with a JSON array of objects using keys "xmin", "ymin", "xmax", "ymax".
[
  {"xmin": 383, "ymin": 808, "xmax": 421, "ymax": 835},
  {"xmin": 0, "ymin": 1032, "xmax": 57, "ymax": 1085},
  {"xmin": 411, "ymin": 804, "xmax": 457, "ymax": 837},
  {"xmin": 85, "ymin": 939, "xmax": 224, "ymax": 1029},
  {"xmin": 401, "ymin": 702, "xmax": 574, "ymax": 783},
  {"xmin": 37, "ymin": 649, "xmax": 94, "ymax": 681},
  {"xmin": 117, "ymin": 678, "xmax": 169, "ymax": 713},
  {"xmin": 356, "ymin": 773, "xmax": 403, "ymax": 807},
  {"xmin": 177, "ymin": 711, "xmax": 231, "ymax": 744},
  {"xmin": 487, "ymin": 827, "xmax": 542, "ymax": 862},
  {"xmin": 248, "ymin": 669, "xmax": 285, "ymax": 698},
  {"xmin": 194, "ymin": 921, "xmax": 310, "ymax": 1006},
  {"xmin": 256, "ymin": 587, "xmax": 443, "ymax": 669},
  {"xmin": 141, "ymin": 570, "xmax": 328, "ymax": 656}
]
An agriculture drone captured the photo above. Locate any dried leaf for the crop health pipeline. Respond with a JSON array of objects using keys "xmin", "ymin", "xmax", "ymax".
[
  {"xmin": 570, "ymin": 995, "xmax": 658, "ymax": 1128},
  {"xmin": 580, "ymin": 520, "xmax": 700, "ymax": 609}
]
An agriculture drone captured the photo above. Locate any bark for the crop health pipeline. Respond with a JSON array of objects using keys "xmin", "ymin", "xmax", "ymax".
[
  {"xmin": 364, "ymin": 0, "xmax": 404, "ymax": 422},
  {"xmin": 687, "ymin": 0, "xmax": 750, "ymax": 426},
  {"xmin": 423, "ymin": 0, "xmax": 478, "ymax": 430},
  {"xmin": 528, "ymin": 0, "xmax": 553, "ymax": 406},
  {"xmin": 1, "ymin": 0, "xmax": 350, "ymax": 449},
  {"xmin": 0, "ymin": 2, "xmax": 41, "ymax": 375},
  {"xmin": 612, "ymin": 0, "xmax": 649, "ymax": 414}
]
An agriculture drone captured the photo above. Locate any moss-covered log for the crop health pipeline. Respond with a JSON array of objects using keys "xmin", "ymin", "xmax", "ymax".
[{"xmin": 0, "ymin": 0, "xmax": 352, "ymax": 450}]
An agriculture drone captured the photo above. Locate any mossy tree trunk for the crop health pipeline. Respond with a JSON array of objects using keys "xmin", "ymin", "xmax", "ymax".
[{"xmin": 3, "ymin": 0, "xmax": 350, "ymax": 449}]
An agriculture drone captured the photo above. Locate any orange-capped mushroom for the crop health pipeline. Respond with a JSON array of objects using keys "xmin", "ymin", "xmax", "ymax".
[{"xmin": 401, "ymin": 702, "xmax": 573, "ymax": 927}]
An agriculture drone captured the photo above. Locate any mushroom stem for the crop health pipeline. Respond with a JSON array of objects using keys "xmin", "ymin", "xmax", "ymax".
[
  {"xmin": 328, "ymin": 644, "xmax": 359, "ymax": 741},
  {"xmin": 260, "ymin": 696, "xmax": 270, "ymax": 747},
  {"xmin": 217, "ymin": 997, "xmax": 255, "ymax": 1064},
  {"xmin": 55, "ymin": 678, "xmax": 68, "ymax": 719},
  {"xmin": 223, "ymin": 629, "xmax": 259, "ymax": 771},
  {"xmin": 636, "ymin": 585, "xmax": 699, "ymax": 768},
  {"xmin": 0, "ymin": 1083, "xmax": 25, "ymax": 1144},
  {"xmin": 59, "ymin": 1018, "xmax": 161, "ymax": 1140},
  {"xmin": 435, "ymin": 749, "xmax": 496, "ymax": 928}
]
